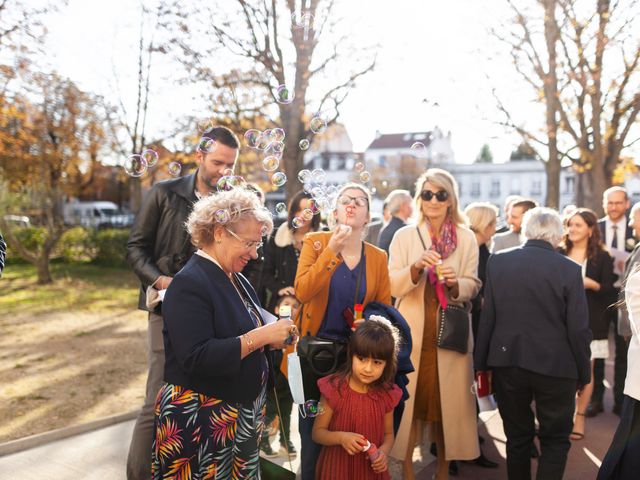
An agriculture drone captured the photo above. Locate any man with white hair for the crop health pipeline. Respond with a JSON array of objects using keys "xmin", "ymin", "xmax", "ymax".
[
  {"xmin": 475, "ymin": 207, "xmax": 592, "ymax": 480},
  {"xmin": 377, "ymin": 189, "xmax": 413, "ymax": 254}
]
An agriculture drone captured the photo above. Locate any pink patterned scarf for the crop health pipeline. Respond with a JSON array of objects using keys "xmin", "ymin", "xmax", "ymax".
[{"xmin": 426, "ymin": 217, "xmax": 458, "ymax": 308}]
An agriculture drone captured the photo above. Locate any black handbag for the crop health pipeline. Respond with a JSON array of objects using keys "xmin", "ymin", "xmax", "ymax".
[
  {"xmin": 437, "ymin": 304, "xmax": 470, "ymax": 354},
  {"xmin": 259, "ymin": 457, "xmax": 296, "ymax": 480}
]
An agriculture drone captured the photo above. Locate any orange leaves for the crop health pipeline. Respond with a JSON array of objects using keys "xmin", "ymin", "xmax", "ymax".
[
  {"xmin": 209, "ymin": 405, "xmax": 238, "ymax": 446},
  {"xmin": 167, "ymin": 456, "xmax": 193, "ymax": 480},
  {"xmin": 155, "ymin": 418, "xmax": 184, "ymax": 464},
  {"xmin": 171, "ymin": 385, "xmax": 198, "ymax": 405}
]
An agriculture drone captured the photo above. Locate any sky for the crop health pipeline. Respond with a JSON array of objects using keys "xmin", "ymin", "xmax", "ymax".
[{"xmin": 41, "ymin": 0, "xmax": 540, "ymax": 165}]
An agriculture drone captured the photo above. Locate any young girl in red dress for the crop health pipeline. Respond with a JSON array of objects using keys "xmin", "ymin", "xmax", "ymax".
[{"xmin": 312, "ymin": 316, "xmax": 403, "ymax": 480}]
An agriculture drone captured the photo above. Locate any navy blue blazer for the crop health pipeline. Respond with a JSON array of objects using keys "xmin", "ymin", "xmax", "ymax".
[
  {"xmin": 162, "ymin": 254, "xmax": 268, "ymax": 403},
  {"xmin": 474, "ymin": 240, "xmax": 592, "ymax": 386},
  {"xmin": 598, "ymin": 217, "xmax": 634, "ymax": 252}
]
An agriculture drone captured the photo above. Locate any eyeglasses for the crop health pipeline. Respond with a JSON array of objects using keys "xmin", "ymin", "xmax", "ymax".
[
  {"xmin": 337, "ymin": 195, "xmax": 369, "ymax": 208},
  {"xmin": 420, "ymin": 190, "xmax": 449, "ymax": 202},
  {"xmin": 225, "ymin": 228, "xmax": 263, "ymax": 250}
]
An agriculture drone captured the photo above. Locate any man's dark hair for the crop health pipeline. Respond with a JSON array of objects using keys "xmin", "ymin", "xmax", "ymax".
[
  {"xmin": 202, "ymin": 126, "xmax": 240, "ymax": 149},
  {"xmin": 512, "ymin": 199, "xmax": 538, "ymax": 213}
]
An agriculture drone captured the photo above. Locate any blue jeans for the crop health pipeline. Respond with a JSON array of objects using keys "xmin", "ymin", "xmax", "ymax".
[{"xmin": 299, "ymin": 411, "xmax": 322, "ymax": 480}]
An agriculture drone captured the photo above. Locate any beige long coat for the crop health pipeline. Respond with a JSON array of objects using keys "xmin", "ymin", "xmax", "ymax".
[{"xmin": 388, "ymin": 222, "xmax": 481, "ymax": 461}]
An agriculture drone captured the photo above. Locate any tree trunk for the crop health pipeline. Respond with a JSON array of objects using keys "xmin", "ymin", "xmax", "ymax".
[
  {"xmin": 36, "ymin": 256, "xmax": 53, "ymax": 285},
  {"xmin": 545, "ymin": 159, "xmax": 561, "ymax": 209},
  {"xmin": 130, "ymin": 177, "xmax": 142, "ymax": 214},
  {"xmin": 574, "ymin": 164, "xmax": 608, "ymax": 215}
]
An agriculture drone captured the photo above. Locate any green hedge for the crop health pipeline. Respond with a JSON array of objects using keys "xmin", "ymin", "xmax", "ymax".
[
  {"xmin": 59, "ymin": 227, "xmax": 96, "ymax": 263},
  {"xmin": 93, "ymin": 229, "xmax": 130, "ymax": 266}
]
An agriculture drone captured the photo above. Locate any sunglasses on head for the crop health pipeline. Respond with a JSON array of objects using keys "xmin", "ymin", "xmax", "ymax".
[{"xmin": 420, "ymin": 190, "xmax": 449, "ymax": 202}]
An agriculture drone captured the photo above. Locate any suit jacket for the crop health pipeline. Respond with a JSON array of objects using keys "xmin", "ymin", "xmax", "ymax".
[
  {"xmin": 598, "ymin": 217, "xmax": 634, "ymax": 252},
  {"xmin": 474, "ymin": 240, "xmax": 592, "ymax": 386},
  {"xmin": 162, "ymin": 254, "xmax": 268, "ymax": 403},
  {"xmin": 491, "ymin": 230, "xmax": 523, "ymax": 253},
  {"xmin": 377, "ymin": 216, "xmax": 406, "ymax": 254},
  {"xmin": 619, "ymin": 243, "xmax": 640, "ymax": 336}
]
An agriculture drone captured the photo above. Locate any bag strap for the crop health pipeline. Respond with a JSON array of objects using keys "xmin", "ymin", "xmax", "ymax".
[{"xmin": 416, "ymin": 225, "xmax": 427, "ymax": 250}]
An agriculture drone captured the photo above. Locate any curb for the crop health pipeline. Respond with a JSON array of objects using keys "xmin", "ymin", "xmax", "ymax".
[{"xmin": 0, "ymin": 409, "xmax": 139, "ymax": 458}]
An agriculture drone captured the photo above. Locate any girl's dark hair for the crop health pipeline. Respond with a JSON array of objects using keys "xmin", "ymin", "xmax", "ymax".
[
  {"xmin": 560, "ymin": 208, "xmax": 606, "ymax": 261},
  {"xmin": 333, "ymin": 317, "xmax": 400, "ymax": 391},
  {"xmin": 287, "ymin": 190, "xmax": 321, "ymax": 231}
]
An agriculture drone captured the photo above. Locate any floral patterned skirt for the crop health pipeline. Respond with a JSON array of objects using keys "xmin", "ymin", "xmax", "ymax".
[{"xmin": 151, "ymin": 382, "xmax": 267, "ymax": 480}]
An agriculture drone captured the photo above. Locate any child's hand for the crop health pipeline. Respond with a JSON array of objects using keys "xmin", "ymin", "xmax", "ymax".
[
  {"xmin": 371, "ymin": 450, "xmax": 388, "ymax": 473},
  {"xmin": 339, "ymin": 432, "xmax": 367, "ymax": 455}
]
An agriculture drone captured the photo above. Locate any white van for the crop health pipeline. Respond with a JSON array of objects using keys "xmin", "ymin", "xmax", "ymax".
[{"xmin": 63, "ymin": 201, "xmax": 133, "ymax": 229}]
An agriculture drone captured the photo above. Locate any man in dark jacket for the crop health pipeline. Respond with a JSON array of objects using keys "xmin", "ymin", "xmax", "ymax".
[
  {"xmin": 125, "ymin": 126, "xmax": 239, "ymax": 480},
  {"xmin": 377, "ymin": 189, "xmax": 413, "ymax": 254},
  {"xmin": 475, "ymin": 207, "xmax": 591, "ymax": 480}
]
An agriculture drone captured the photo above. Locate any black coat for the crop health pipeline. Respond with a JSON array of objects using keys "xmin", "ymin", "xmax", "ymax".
[
  {"xmin": 127, "ymin": 173, "xmax": 198, "ymax": 312},
  {"xmin": 583, "ymin": 249, "xmax": 616, "ymax": 339},
  {"xmin": 474, "ymin": 240, "xmax": 592, "ymax": 386},
  {"xmin": 260, "ymin": 224, "xmax": 300, "ymax": 313},
  {"xmin": 598, "ymin": 217, "xmax": 635, "ymax": 252},
  {"xmin": 377, "ymin": 216, "xmax": 406, "ymax": 254},
  {"xmin": 162, "ymin": 254, "xmax": 268, "ymax": 403}
]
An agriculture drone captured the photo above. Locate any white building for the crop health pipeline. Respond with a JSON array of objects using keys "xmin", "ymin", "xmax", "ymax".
[
  {"xmin": 445, "ymin": 159, "xmax": 576, "ymax": 210},
  {"xmin": 303, "ymin": 123, "xmax": 363, "ymax": 185},
  {"xmin": 363, "ymin": 127, "xmax": 455, "ymax": 168}
]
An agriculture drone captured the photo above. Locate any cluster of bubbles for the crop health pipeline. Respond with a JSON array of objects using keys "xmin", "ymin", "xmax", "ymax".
[
  {"xmin": 244, "ymin": 127, "xmax": 288, "ymax": 188},
  {"xmin": 299, "ymin": 399, "xmax": 325, "ymax": 418},
  {"xmin": 123, "ymin": 148, "xmax": 161, "ymax": 178}
]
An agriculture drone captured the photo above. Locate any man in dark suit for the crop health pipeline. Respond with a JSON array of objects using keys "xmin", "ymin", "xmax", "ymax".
[
  {"xmin": 125, "ymin": 126, "xmax": 239, "ymax": 480},
  {"xmin": 591, "ymin": 186, "xmax": 634, "ymax": 417},
  {"xmin": 377, "ymin": 189, "xmax": 413, "ymax": 254},
  {"xmin": 475, "ymin": 207, "xmax": 591, "ymax": 480}
]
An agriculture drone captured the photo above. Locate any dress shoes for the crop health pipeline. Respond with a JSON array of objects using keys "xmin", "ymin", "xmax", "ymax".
[
  {"xmin": 585, "ymin": 401, "xmax": 604, "ymax": 418},
  {"xmin": 449, "ymin": 460, "xmax": 458, "ymax": 476},
  {"xmin": 473, "ymin": 453, "xmax": 499, "ymax": 468}
]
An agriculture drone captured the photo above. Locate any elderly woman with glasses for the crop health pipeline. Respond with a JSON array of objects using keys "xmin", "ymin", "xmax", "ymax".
[
  {"xmin": 292, "ymin": 182, "xmax": 391, "ymax": 480},
  {"xmin": 151, "ymin": 187, "xmax": 297, "ymax": 479},
  {"xmin": 388, "ymin": 169, "xmax": 481, "ymax": 480}
]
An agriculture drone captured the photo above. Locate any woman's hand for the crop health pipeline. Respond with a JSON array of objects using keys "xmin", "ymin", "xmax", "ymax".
[
  {"xmin": 371, "ymin": 450, "xmax": 388, "ymax": 473},
  {"xmin": 339, "ymin": 432, "xmax": 367, "ymax": 455},
  {"xmin": 278, "ymin": 286, "xmax": 296, "ymax": 296},
  {"xmin": 438, "ymin": 265, "xmax": 458, "ymax": 288},
  {"xmin": 263, "ymin": 318, "xmax": 297, "ymax": 348},
  {"xmin": 327, "ymin": 225, "xmax": 352, "ymax": 256},
  {"xmin": 583, "ymin": 277, "xmax": 601, "ymax": 291},
  {"xmin": 414, "ymin": 249, "xmax": 441, "ymax": 271}
]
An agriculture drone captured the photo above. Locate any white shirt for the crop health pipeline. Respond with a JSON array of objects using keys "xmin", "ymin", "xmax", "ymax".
[
  {"xmin": 623, "ymin": 269, "xmax": 640, "ymax": 401},
  {"xmin": 604, "ymin": 217, "xmax": 626, "ymax": 250}
]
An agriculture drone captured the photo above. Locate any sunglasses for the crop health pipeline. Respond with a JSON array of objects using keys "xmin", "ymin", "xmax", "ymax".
[{"xmin": 420, "ymin": 190, "xmax": 449, "ymax": 202}]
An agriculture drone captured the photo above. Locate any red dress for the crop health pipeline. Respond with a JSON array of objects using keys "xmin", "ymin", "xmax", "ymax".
[{"xmin": 315, "ymin": 375, "xmax": 402, "ymax": 480}]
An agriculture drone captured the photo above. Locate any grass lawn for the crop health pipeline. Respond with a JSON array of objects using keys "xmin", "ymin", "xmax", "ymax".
[
  {"xmin": 0, "ymin": 261, "xmax": 148, "ymax": 443},
  {"xmin": 0, "ymin": 262, "xmax": 141, "ymax": 315}
]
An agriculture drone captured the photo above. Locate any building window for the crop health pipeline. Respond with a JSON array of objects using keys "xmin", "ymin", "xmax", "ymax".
[
  {"xmin": 471, "ymin": 181, "xmax": 481, "ymax": 198},
  {"xmin": 510, "ymin": 178, "xmax": 521, "ymax": 195},
  {"xmin": 531, "ymin": 180, "xmax": 542, "ymax": 195},
  {"xmin": 490, "ymin": 179, "xmax": 501, "ymax": 198},
  {"xmin": 563, "ymin": 176, "xmax": 574, "ymax": 194},
  {"xmin": 379, "ymin": 155, "xmax": 387, "ymax": 167}
]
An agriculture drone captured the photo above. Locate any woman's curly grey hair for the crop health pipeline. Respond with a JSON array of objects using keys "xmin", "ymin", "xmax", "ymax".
[{"xmin": 186, "ymin": 187, "xmax": 274, "ymax": 248}]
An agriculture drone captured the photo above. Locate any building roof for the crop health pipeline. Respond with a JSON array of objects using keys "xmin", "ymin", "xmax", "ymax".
[{"xmin": 367, "ymin": 131, "xmax": 433, "ymax": 150}]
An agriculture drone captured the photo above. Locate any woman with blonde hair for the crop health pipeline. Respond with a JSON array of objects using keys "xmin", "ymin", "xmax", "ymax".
[{"xmin": 389, "ymin": 168, "xmax": 481, "ymax": 480}]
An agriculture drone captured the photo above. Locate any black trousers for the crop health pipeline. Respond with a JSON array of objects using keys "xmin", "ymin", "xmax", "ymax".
[
  {"xmin": 597, "ymin": 395, "xmax": 640, "ymax": 479},
  {"xmin": 593, "ymin": 308, "xmax": 629, "ymax": 408},
  {"xmin": 493, "ymin": 367, "xmax": 577, "ymax": 480}
]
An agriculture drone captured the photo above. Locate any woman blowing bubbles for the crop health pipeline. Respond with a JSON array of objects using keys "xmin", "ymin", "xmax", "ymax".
[{"xmin": 152, "ymin": 188, "xmax": 297, "ymax": 479}]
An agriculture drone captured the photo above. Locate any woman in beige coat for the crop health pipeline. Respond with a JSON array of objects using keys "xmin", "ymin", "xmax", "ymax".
[{"xmin": 388, "ymin": 168, "xmax": 481, "ymax": 480}]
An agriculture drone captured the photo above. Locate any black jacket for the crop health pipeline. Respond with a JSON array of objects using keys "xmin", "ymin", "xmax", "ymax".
[
  {"xmin": 474, "ymin": 240, "xmax": 592, "ymax": 386},
  {"xmin": 162, "ymin": 255, "xmax": 267, "ymax": 403},
  {"xmin": 127, "ymin": 173, "xmax": 198, "ymax": 312},
  {"xmin": 260, "ymin": 222, "xmax": 301, "ymax": 313},
  {"xmin": 580, "ymin": 249, "xmax": 616, "ymax": 339},
  {"xmin": 598, "ymin": 217, "xmax": 635, "ymax": 252}
]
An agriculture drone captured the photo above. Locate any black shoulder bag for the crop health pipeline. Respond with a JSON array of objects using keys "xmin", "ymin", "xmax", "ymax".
[
  {"xmin": 416, "ymin": 226, "xmax": 469, "ymax": 354},
  {"xmin": 297, "ymin": 243, "xmax": 364, "ymax": 400}
]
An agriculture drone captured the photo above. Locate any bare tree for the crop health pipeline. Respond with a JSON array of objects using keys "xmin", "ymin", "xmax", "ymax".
[
  {"xmin": 166, "ymin": 0, "xmax": 377, "ymax": 200},
  {"xmin": 494, "ymin": 0, "xmax": 640, "ymax": 212}
]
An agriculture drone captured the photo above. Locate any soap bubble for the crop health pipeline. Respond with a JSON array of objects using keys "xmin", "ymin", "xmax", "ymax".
[
  {"xmin": 359, "ymin": 171, "xmax": 371, "ymax": 183},
  {"xmin": 264, "ymin": 141, "xmax": 284, "ymax": 158},
  {"xmin": 262, "ymin": 156, "xmax": 280, "ymax": 171},
  {"xmin": 292, "ymin": 216, "xmax": 304, "ymax": 228},
  {"xmin": 197, "ymin": 118, "xmax": 213, "ymax": 133},
  {"xmin": 256, "ymin": 132, "xmax": 272, "ymax": 150},
  {"xmin": 168, "ymin": 161, "xmax": 182, "ymax": 177},
  {"xmin": 217, "ymin": 175, "xmax": 244, "ymax": 192},
  {"xmin": 261, "ymin": 224, "xmax": 269, "ymax": 236},
  {"xmin": 410, "ymin": 142, "xmax": 427, "ymax": 156},
  {"xmin": 223, "ymin": 168, "xmax": 234, "ymax": 177},
  {"xmin": 272, "ymin": 128, "xmax": 286, "ymax": 142},
  {"xmin": 299, "ymin": 139, "xmax": 310, "ymax": 150},
  {"xmin": 124, "ymin": 154, "xmax": 148, "ymax": 177},
  {"xmin": 214, "ymin": 209, "xmax": 230, "ymax": 224},
  {"xmin": 313, "ymin": 241, "xmax": 322, "ymax": 251},
  {"xmin": 244, "ymin": 129, "xmax": 262, "ymax": 148},
  {"xmin": 354, "ymin": 162, "xmax": 365, "ymax": 172},
  {"xmin": 198, "ymin": 137, "xmax": 216, "ymax": 153},
  {"xmin": 381, "ymin": 180, "xmax": 388, "ymax": 188},
  {"xmin": 310, "ymin": 115, "xmax": 327, "ymax": 134},
  {"xmin": 275, "ymin": 84, "xmax": 294, "ymax": 104},
  {"xmin": 298, "ymin": 169, "xmax": 311, "ymax": 183},
  {"xmin": 301, "ymin": 208, "xmax": 314, "ymax": 221},
  {"xmin": 311, "ymin": 168, "xmax": 326, "ymax": 184},
  {"xmin": 275, "ymin": 202, "xmax": 287, "ymax": 214},
  {"xmin": 271, "ymin": 172, "xmax": 287, "ymax": 187},
  {"xmin": 300, "ymin": 399, "xmax": 325, "ymax": 417},
  {"xmin": 141, "ymin": 149, "xmax": 158, "ymax": 167},
  {"xmin": 308, "ymin": 199, "xmax": 321, "ymax": 215}
]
